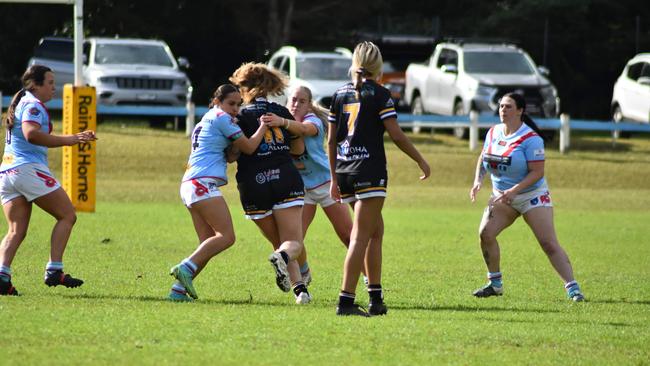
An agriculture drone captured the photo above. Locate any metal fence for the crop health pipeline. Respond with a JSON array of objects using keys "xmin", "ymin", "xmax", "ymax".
[{"xmin": 3, "ymin": 95, "xmax": 650, "ymax": 153}]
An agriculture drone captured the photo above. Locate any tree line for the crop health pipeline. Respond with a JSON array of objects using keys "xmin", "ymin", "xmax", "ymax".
[{"xmin": 0, "ymin": 0, "xmax": 648, "ymax": 120}]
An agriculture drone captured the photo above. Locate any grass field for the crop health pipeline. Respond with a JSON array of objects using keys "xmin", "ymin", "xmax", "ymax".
[{"xmin": 1, "ymin": 121, "xmax": 649, "ymax": 365}]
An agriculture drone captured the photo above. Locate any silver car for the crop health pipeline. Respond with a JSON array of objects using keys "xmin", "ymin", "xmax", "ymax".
[{"xmin": 28, "ymin": 37, "xmax": 192, "ymax": 106}]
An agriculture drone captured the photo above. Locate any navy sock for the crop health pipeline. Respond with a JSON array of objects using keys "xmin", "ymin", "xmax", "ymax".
[
  {"xmin": 338, "ymin": 290, "xmax": 355, "ymax": 306},
  {"xmin": 368, "ymin": 284, "xmax": 384, "ymax": 304},
  {"xmin": 279, "ymin": 251, "xmax": 289, "ymax": 264},
  {"xmin": 293, "ymin": 282, "xmax": 308, "ymax": 296}
]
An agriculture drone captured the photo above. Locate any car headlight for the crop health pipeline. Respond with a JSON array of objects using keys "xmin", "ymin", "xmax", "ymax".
[
  {"xmin": 540, "ymin": 85, "xmax": 557, "ymax": 101},
  {"xmin": 176, "ymin": 78, "xmax": 191, "ymax": 87},
  {"xmin": 476, "ymin": 85, "xmax": 497, "ymax": 97}
]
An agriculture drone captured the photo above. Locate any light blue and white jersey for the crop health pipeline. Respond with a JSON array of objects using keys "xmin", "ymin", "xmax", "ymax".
[
  {"xmin": 482, "ymin": 123, "xmax": 546, "ymax": 193},
  {"xmin": 182, "ymin": 107, "xmax": 243, "ymax": 184},
  {"xmin": 1, "ymin": 91, "xmax": 51, "ymax": 172},
  {"xmin": 295, "ymin": 113, "xmax": 331, "ymax": 190}
]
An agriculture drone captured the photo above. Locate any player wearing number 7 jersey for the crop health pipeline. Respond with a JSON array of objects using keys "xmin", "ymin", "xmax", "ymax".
[
  {"xmin": 328, "ymin": 42, "xmax": 431, "ymax": 316},
  {"xmin": 168, "ymin": 84, "xmax": 268, "ymax": 301}
]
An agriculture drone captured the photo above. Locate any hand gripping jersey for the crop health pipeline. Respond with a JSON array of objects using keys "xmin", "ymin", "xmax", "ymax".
[
  {"xmin": 482, "ymin": 123, "xmax": 547, "ymax": 193},
  {"xmin": 1, "ymin": 91, "xmax": 52, "ymax": 171},
  {"xmin": 327, "ymin": 80, "xmax": 397, "ymax": 174},
  {"xmin": 182, "ymin": 106, "xmax": 243, "ymax": 184},
  {"xmin": 235, "ymin": 97, "xmax": 296, "ymax": 180},
  {"xmin": 295, "ymin": 113, "xmax": 331, "ymax": 189}
]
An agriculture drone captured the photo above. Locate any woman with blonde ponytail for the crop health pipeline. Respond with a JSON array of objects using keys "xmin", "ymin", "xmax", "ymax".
[
  {"xmin": 328, "ymin": 42, "xmax": 431, "ymax": 316},
  {"xmin": 0, "ymin": 65, "xmax": 96, "ymax": 296}
]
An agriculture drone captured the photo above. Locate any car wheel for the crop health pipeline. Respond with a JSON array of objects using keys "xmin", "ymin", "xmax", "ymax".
[
  {"xmin": 453, "ymin": 100, "xmax": 468, "ymax": 139},
  {"xmin": 411, "ymin": 95, "xmax": 423, "ymax": 115},
  {"xmin": 612, "ymin": 105, "xmax": 631, "ymax": 138}
]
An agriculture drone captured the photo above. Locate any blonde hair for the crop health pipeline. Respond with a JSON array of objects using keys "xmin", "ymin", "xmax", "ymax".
[
  {"xmin": 229, "ymin": 62, "xmax": 288, "ymax": 104},
  {"xmin": 350, "ymin": 41, "xmax": 383, "ymax": 95},
  {"xmin": 292, "ymin": 85, "xmax": 328, "ymax": 122}
]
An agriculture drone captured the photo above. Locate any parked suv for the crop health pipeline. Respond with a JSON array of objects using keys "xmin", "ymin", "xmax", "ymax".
[
  {"xmin": 28, "ymin": 37, "xmax": 192, "ymax": 106},
  {"xmin": 612, "ymin": 53, "xmax": 650, "ymax": 123},
  {"xmin": 405, "ymin": 41, "xmax": 559, "ymax": 137},
  {"xmin": 267, "ymin": 46, "xmax": 352, "ymax": 107}
]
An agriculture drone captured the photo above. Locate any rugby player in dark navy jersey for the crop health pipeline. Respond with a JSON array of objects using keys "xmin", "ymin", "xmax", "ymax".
[
  {"xmin": 328, "ymin": 42, "xmax": 431, "ymax": 316},
  {"xmin": 230, "ymin": 63, "xmax": 311, "ymax": 304}
]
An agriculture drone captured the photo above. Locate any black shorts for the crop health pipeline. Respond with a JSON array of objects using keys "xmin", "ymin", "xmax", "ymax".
[
  {"xmin": 336, "ymin": 169, "xmax": 387, "ymax": 203},
  {"xmin": 237, "ymin": 162, "xmax": 304, "ymax": 219}
]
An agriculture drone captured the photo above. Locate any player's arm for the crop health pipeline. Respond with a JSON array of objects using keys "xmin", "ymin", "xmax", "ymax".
[
  {"xmin": 384, "ymin": 117, "xmax": 430, "ymax": 180},
  {"xmin": 23, "ymin": 122, "xmax": 95, "ymax": 147},
  {"xmin": 261, "ymin": 113, "xmax": 318, "ymax": 137},
  {"xmin": 232, "ymin": 121, "xmax": 268, "ymax": 155},
  {"xmin": 470, "ymin": 152, "xmax": 486, "ymax": 202}
]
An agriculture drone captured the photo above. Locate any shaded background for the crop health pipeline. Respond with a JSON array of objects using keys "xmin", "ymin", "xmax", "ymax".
[{"xmin": 0, "ymin": 0, "xmax": 648, "ymax": 119}]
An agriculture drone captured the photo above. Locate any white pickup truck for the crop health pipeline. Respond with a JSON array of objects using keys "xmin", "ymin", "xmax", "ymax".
[{"xmin": 404, "ymin": 41, "xmax": 559, "ymax": 137}]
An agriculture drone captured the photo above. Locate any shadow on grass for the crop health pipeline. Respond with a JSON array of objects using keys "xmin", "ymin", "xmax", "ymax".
[
  {"xmin": 59, "ymin": 292, "xmax": 303, "ymax": 308},
  {"xmin": 389, "ymin": 303, "xmax": 560, "ymax": 314},
  {"xmin": 584, "ymin": 298, "xmax": 650, "ymax": 306}
]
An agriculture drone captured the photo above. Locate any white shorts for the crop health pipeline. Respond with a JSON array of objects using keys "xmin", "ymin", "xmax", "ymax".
[
  {"xmin": 180, "ymin": 177, "xmax": 224, "ymax": 207},
  {"xmin": 491, "ymin": 185, "xmax": 553, "ymax": 214},
  {"xmin": 0, "ymin": 163, "xmax": 60, "ymax": 204},
  {"xmin": 304, "ymin": 182, "xmax": 336, "ymax": 208}
]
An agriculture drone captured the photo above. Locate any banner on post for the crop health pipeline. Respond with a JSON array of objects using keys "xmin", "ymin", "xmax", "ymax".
[{"xmin": 62, "ymin": 84, "xmax": 96, "ymax": 212}]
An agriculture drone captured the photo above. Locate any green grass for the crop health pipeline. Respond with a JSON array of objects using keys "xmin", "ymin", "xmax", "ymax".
[{"xmin": 1, "ymin": 122, "xmax": 649, "ymax": 365}]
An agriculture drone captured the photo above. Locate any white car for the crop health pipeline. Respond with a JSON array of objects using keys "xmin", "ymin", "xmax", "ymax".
[
  {"xmin": 267, "ymin": 46, "xmax": 352, "ymax": 108},
  {"xmin": 612, "ymin": 53, "xmax": 650, "ymax": 123}
]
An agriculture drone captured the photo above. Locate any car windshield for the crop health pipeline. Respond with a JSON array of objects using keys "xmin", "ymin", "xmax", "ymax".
[
  {"xmin": 95, "ymin": 44, "xmax": 174, "ymax": 67},
  {"xmin": 296, "ymin": 57, "xmax": 350, "ymax": 80},
  {"xmin": 34, "ymin": 40, "xmax": 73, "ymax": 62},
  {"xmin": 464, "ymin": 51, "xmax": 535, "ymax": 74}
]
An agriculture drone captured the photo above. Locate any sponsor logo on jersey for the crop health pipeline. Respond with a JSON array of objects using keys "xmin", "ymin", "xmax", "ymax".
[
  {"xmin": 534, "ymin": 148, "xmax": 545, "ymax": 157},
  {"xmin": 498, "ymin": 140, "xmax": 507, "ymax": 146},
  {"xmin": 29, "ymin": 107, "xmax": 40, "ymax": 117}
]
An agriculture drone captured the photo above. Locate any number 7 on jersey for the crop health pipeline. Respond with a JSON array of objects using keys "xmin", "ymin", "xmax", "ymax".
[{"xmin": 343, "ymin": 102, "xmax": 360, "ymax": 136}]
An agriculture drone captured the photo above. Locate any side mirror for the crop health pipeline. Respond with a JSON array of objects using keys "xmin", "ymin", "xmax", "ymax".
[
  {"xmin": 638, "ymin": 76, "xmax": 650, "ymax": 86},
  {"xmin": 538, "ymin": 66, "xmax": 550, "ymax": 77},
  {"xmin": 177, "ymin": 57, "xmax": 190, "ymax": 69},
  {"xmin": 441, "ymin": 64, "xmax": 458, "ymax": 74}
]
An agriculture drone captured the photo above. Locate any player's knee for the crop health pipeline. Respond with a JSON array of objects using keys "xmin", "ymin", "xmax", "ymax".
[
  {"xmin": 61, "ymin": 211, "xmax": 77, "ymax": 226},
  {"xmin": 4, "ymin": 228, "xmax": 27, "ymax": 244},
  {"xmin": 479, "ymin": 228, "xmax": 496, "ymax": 244},
  {"xmin": 538, "ymin": 239, "xmax": 558, "ymax": 255},
  {"xmin": 222, "ymin": 231, "xmax": 236, "ymax": 248}
]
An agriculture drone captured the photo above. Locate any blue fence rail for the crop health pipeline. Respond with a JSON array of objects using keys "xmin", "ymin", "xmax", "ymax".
[{"xmin": 3, "ymin": 96, "xmax": 650, "ymax": 153}]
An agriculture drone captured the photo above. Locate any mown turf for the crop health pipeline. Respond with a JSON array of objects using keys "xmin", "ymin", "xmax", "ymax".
[{"xmin": 0, "ymin": 121, "xmax": 649, "ymax": 365}]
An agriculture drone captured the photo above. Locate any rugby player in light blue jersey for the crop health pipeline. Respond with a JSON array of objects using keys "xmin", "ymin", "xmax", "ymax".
[
  {"xmin": 168, "ymin": 84, "xmax": 268, "ymax": 301},
  {"xmin": 470, "ymin": 92, "xmax": 585, "ymax": 302},
  {"xmin": 0, "ymin": 65, "xmax": 96, "ymax": 296}
]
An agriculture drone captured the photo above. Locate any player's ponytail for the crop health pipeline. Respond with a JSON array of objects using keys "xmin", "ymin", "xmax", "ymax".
[
  {"xmin": 3, "ymin": 65, "xmax": 52, "ymax": 130},
  {"xmin": 350, "ymin": 42, "xmax": 383, "ymax": 98}
]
